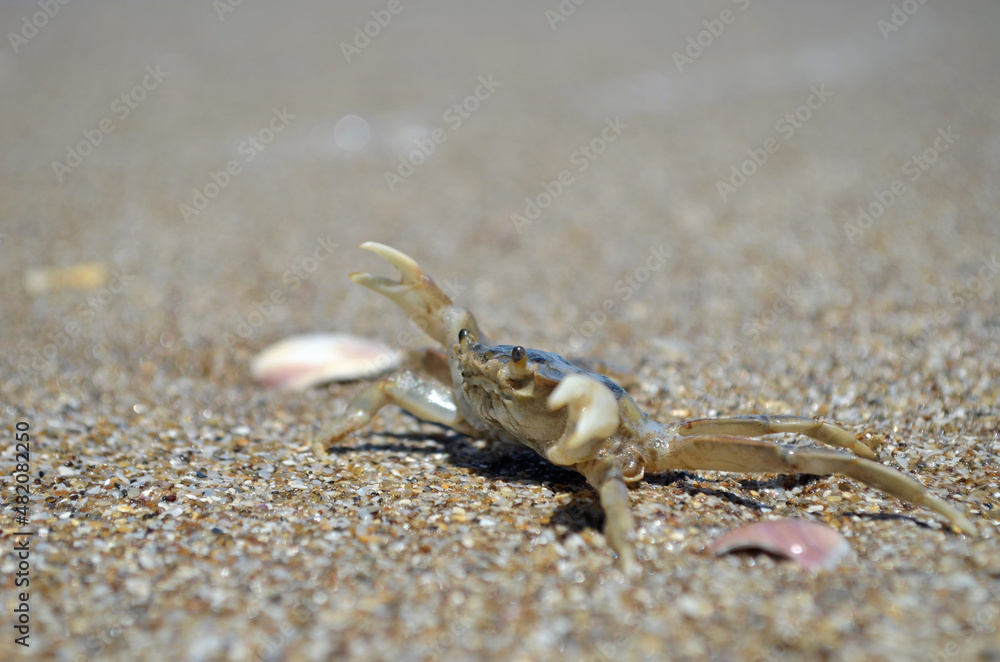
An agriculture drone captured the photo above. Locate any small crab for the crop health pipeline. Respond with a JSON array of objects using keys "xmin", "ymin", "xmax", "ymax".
[{"xmin": 313, "ymin": 242, "xmax": 977, "ymax": 575}]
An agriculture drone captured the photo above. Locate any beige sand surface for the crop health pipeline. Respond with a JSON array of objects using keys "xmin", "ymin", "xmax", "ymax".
[{"xmin": 1, "ymin": 2, "xmax": 998, "ymax": 660}]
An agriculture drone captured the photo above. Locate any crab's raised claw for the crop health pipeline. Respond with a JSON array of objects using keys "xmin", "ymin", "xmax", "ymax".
[
  {"xmin": 351, "ymin": 242, "xmax": 425, "ymax": 290},
  {"xmin": 350, "ymin": 242, "xmax": 485, "ymax": 347},
  {"xmin": 546, "ymin": 374, "xmax": 621, "ymax": 466}
]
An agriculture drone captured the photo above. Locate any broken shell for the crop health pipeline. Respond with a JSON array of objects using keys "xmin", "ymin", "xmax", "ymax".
[
  {"xmin": 709, "ymin": 519, "xmax": 855, "ymax": 570},
  {"xmin": 251, "ymin": 333, "xmax": 402, "ymax": 390}
]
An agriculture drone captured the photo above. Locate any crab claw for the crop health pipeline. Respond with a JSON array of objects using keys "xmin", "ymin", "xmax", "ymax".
[
  {"xmin": 350, "ymin": 242, "xmax": 427, "ymax": 293},
  {"xmin": 349, "ymin": 242, "xmax": 485, "ymax": 347},
  {"xmin": 546, "ymin": 374, "xmax": 621, "ymax": 465}
]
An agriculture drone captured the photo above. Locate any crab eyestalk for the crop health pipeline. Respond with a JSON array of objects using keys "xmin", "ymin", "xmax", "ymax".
[
  {"xmin": 507, "ymin": 345, "xmax": 530, "ymax": 381},
  {"xmin": 457, "ymin": 327, "xmax": 476, "ymax": 351}
]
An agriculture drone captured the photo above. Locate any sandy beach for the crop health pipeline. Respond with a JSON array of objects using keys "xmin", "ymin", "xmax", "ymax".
[{"xmin": 1, "ymin": 2, "xmax": 998, "ymax": 660}]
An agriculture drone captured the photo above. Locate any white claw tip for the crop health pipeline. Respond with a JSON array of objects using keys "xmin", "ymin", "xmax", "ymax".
[
  {"xmin": 357, "ymin": 242, "xmax": 423, "ymax": 282},
  {"xmin": 548, "ymin": 374, "xmax": 620, "ymax": 436}
]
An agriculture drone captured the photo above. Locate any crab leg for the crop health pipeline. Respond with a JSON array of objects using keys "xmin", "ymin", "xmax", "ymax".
[
  {"xmin": 657, "ymin": 435, "xmax": 978, "ymax": 535},
  {"xmin": 313, "ymin": 371, "xmax": 477, "ymax": 459},
  {"xmin": 580, "ymin": 458, "xmax": 641, "ymax": 578},
  {"xmin": 350, "ymin": 242, "xmax": 486, "ymax": 347},
  {"xmin": 678, "ymin": 415, "xmax": 878, "ymax": 459},
  {"xmin": 547, "ymin": 376, "xmax": 642, "ymax": 575}
]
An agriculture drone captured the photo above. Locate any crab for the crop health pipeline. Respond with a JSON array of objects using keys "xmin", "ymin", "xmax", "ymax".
[{"xmin": 313, "ymin": 242, "xmax": 978, "ymax": 575}]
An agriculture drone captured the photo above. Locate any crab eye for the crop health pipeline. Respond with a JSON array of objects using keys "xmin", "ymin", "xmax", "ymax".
[
  {"xmin": 507, "ymin": 345, "xmax": 530, "ymax": 380},
  {"xmin": 458, "ymin": 328, "xmax": 471, "ymax": 343}
]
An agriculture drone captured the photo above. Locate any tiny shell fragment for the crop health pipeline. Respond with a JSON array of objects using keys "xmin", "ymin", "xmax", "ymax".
[
  {"xmin": 23, "ymin": 261, "xmax": 109, "ymax": 295},
  {"xmin": 709, "ymin": 519, "xmax": 855, "ymax": 570},
  {"xmin": 251, "ymin": 333, "xmax": 402, "ymax": 390}
]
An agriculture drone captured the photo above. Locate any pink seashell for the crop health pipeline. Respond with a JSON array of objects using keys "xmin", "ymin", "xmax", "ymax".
[
  {"xmin": 709, "ymin": 519, "xmax": 855, "ymax": 570},
  {"xmin": 251, "ymin": 333, "xmax": 402, "ymax": 390}
]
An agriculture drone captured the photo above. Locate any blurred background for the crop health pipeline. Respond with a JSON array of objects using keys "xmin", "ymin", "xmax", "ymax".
[
  {"xmin": 1, "ymin": 1, "xmax": 998, "ymax": 660},
  {"xmin": 3, "ymin": 1, "xmax": 998, "ymax": 387}
]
